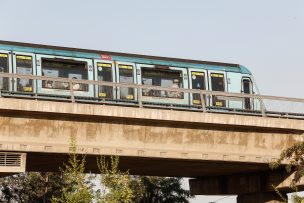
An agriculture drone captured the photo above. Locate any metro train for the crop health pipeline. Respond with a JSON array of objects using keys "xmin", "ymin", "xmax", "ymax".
[{"xmin": 0, "ymin": 41, "xmax": 260, "ymax": 111}]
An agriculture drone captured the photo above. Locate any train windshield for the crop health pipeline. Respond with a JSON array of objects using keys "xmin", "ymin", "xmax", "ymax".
[
  {"xmin": 141, "ymin": 68, "xmax": 183, "ymax": 99},
  {"xmin": 16, "ymin": 55, "xmax": 33, "ymax": 92},
  {"xmin": 41, "ymin": 59, "xmax": 88, "ymax": 91},
  {"xmin": 0, "ymin": 53, "xmax": 9, "ymax": 90}
]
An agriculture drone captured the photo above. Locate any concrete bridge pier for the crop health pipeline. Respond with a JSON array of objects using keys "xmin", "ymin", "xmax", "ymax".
[
  {"xmin": 237, "ymin": 192, "xmax": 286, "ymax": 203},
  {"xmin": 189, "ymin": 170, "xmax": 296, "ymax": 203}
]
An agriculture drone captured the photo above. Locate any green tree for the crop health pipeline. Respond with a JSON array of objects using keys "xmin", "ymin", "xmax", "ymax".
[
  {"xmin": 97, "ymin": 155, "xmax": 133, "ymax": 203},
  {"xmin": 1, "ymin": 136, "xmax": 192, "ymax": 203},
  {"xmin": 292, "ymin": 194, "xmax": 304, "ymax": 203},
  {"xmin": 51, "ymin": 135, "xmax": 94, "ymax": 203},
  {"xmin": 130, "ymin": 176, "xmax": 193, "ymax": 203},
  {"xmin": 270, "ymin": 141, "xmax": 304, "ymax": 202},
  {"xmin": 0, "ymin": 172, "xmax": 66, "ymax": 203}
]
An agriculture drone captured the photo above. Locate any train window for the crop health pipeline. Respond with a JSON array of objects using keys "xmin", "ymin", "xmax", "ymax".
[
  {"xmin": 0, "ymin": 53, "xmax": 9, "ymax": 90},
  {"xmin": 41, "ymin": 59, "xmax": 88, "ymax": 91},
  {"xmin": 242, "ymin": 78, "xmax": 252, "ymax": 109},
  {"xmin": 16, "ymin": 55, "xmax": 33, "ymax": 92},
  {"xmin": 191, "ymin": 71, "xmax": 205, "ymax": 104},
  {"xmin": 118, "ymin": 64, "xmax": 134, "ymax": 100},
  {"xmin": 141, "ymin": 68, "xmax": 183, "ymax": 99},
  {"xmin": 97, "ymin": 62, "xmax": 113, "ymax": 98},
  {"xmin": 210, "ymin": 73, "xmax": 226, "ymax": 107},
  {"xmin": 243, "ymin": 79, "xmax": 251, "ymax": 94}
]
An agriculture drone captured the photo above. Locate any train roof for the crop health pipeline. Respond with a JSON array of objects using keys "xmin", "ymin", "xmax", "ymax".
[{"xmin": 0, "ymin": 40, "xmax": 252, "ymax": 74}]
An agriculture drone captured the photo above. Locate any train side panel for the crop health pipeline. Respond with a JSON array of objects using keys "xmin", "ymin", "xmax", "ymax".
[{"xmin": 226, "ymin": 72, "xmax": 243, "ymax": 109}]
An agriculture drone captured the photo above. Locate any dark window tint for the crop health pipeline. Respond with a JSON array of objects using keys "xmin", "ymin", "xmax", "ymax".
[
  {"xmin": 243, "ymin": 79, "xmax": 251, "ymax": 109},
  {"xmin": 0, "ymin": 53, "xmax": 9, "ymax": 90},
  {"xmin": 118, "ymin": 64, "xmax": 134, "ymax": 100},
  {"xmin": 42, "ymin": 58, "xmax": 88, "ymax": 91},
  {"xmin": 16, "ymin": 55, "xmax": 33, "ymax": 92},
  {"xmin": 141, "ymin": 68, "xmax": 183, "ymax": 99},
  {"xmin": 191, "ymin": 71, "xmax": 205, "ymax": 104},
  {"xmin": 243, "ymin": 79, "xmax": 251, "ymax": 94},
  {"xmin": 210, "ymin": 73, "xmax": 226, "ymax": 107},
  {"xmin": 97, "ymin": 63, "xmax": 113, "ymax": 98}
]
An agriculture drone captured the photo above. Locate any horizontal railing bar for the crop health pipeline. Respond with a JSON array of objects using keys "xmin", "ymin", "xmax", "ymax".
[{"xmin": 0, "ymin": 72, "xmax": 303, "ymax": 103}]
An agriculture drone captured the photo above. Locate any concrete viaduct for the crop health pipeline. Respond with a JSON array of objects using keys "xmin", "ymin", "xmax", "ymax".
[{"xmin": 0, "ymin": 97, "xmax": 303, "ymax": 203}]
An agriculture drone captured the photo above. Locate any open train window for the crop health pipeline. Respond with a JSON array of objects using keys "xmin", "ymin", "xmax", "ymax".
[
  {"xmin": 141, "ymin": 68, "xmax": 183, "ymax": 99},
  {"xmin": 41, "ymin": 58, "xmax": 88, "ymax": 91},
  {"xmin": 210, "ymin": 73, "xmax": 226, "ymax": 107},
  {"xmin": 97, "ymin": 62, "xmax": 113, "ymax": 98},
  {"xmin": 0, "ymin": 53, "xmax": 9, "ymax": 90},
  {"xmin": 16, "ymin": 55, "xmax": 33, "ymax": 92}
]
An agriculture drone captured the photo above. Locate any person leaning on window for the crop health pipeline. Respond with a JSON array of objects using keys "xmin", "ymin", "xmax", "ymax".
[
  {"xmin": 72, "ymin": 77, "xmax": 80, "ymax": 91},
  {"xmin": 167, "ymin": 79, "xmax": 181, "ymax": 98},
  {"xmin": 45, "ymin": 80, "xmax": 53, "ymax": 88}
]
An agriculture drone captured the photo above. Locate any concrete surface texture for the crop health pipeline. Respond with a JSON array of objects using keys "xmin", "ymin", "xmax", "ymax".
[{"xmin": 0, "ymin": 97, "xmax": 303, "ymax": 202}]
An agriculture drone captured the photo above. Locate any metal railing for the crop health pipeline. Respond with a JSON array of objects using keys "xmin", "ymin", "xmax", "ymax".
[{"xmin": 0, "ymin": 72, "xmax": 303, "ymax": 119}]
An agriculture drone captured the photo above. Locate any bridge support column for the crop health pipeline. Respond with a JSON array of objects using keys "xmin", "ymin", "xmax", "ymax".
[
  {"xmin": 189, "ymin": 170, "xmax": 293, "ymax": 200},
  {"xmin": 237, "ymin": 192, "xmax": 286, "ymax": 203}
]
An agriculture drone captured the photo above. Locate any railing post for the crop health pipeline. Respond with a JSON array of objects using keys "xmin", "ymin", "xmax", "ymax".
[
  {"xmin": 258, "ymin": 96, "xmax": 266, "ymax": 117},
  {"xmin": 69, "ymin": 81, "xmax": 75, "ymax": 103},
  {"xmin": 200, "ymin": 91, "xmax": 207, "ymax": 113},
  {"xmin": 34, "ymin": 78, "xmax": 38, "ymax": 100},
  {"xmin": 138, "ymin": 87, "xmax": 143, "ymax": 108}
]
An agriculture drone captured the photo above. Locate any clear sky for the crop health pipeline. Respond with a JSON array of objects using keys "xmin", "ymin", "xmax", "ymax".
[{"xmin": 1, "ymin": 0, "xmax": 303, "ymax": 202}]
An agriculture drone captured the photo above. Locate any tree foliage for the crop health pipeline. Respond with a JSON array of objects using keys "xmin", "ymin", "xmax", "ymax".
[
  {"xmin": 0, "ymin": 135, "xmax": 192, "ymax": 203},
  {"xmin": 270, "ymin": 141, "xmax": 304, "ymax": 202},
  {"xmin": 0, "ymin": 172, "xmax": 66, "ymax": 203},
  {"xmin": 51, "ymin": 135, "xmax": 94, "ymax": 203},
  {"xmin": 97, "ymin": 155, "xmax": 133, "ymax": 203},
  {"xmin": 292, "ymin": 194, "xmax": 304, "ymax": 203},
  {"xmin": 130, "ymin": 176, "xmax": 192, "ymax": 203},
  {"xmin": 270, "ymin": 141, "xmax": 304, "ymax": 189}
]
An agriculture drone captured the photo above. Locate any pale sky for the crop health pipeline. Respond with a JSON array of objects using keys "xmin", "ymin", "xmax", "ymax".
[{"xmin": 1, "ymin": 0, "xmax": 303, "ymax": 202}]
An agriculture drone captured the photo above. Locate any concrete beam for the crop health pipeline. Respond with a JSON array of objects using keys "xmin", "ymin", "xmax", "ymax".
[
  {"xmin": 0, "ymin": 110, "xmax": 301, "ymax": 166},
  {"xmin": 0, "ymin": 98, "xmax": 303, "ymax": 131},
  {"xmin": 0, "ymin": 98, "xmax": 302, "ymax": 177}
]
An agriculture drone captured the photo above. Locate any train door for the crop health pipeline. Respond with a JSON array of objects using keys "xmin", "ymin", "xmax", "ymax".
[
  {"xmin": 94, "ymin": 60, "xmax": 116, "ymax": 100},
  {"xmin": 242, "ymin": 77, "xmax": 253, "ymax": 110},
  {"xmin": 0, "ymin": 50, "xmax": 12, "ymax": 92},
  {"xmin": 188, "ymin": 68, "xmax": 207, "ymax": 106},
  {"xmin": 115, "ymin": 61, "xmax": 137, "ymax": 101},
  {"xmin": 12, "ymin": 52, "xmax": 36, "ymax": 93},
  {"xmin": 208, "ymin": 71, "xmax": 227, "ymax": 108}
]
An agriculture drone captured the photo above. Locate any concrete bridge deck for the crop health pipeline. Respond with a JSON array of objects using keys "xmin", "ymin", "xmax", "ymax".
[{"xmin": 0, "ymin": 97, "xmax": 303, "ymax": 202}]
